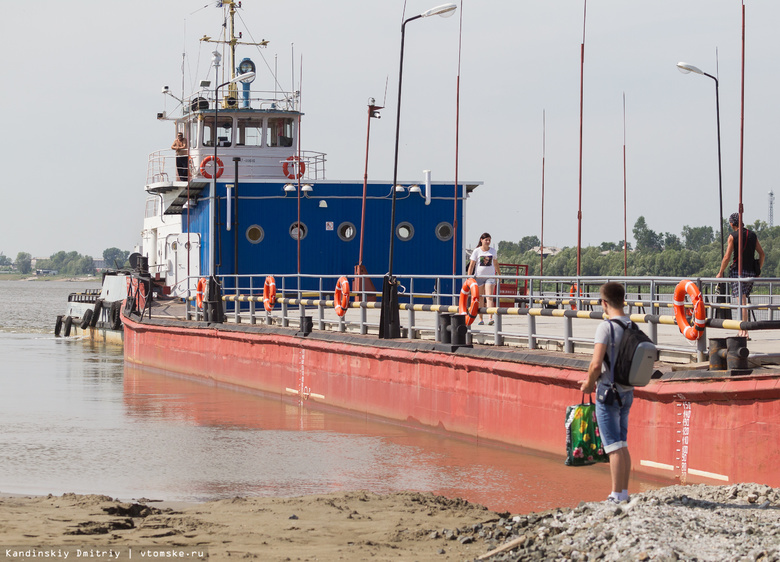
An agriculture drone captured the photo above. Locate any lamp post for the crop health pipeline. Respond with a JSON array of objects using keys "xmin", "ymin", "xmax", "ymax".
[
  {"xmin": 380, "ymin": 2, "xmax": 457, "ymax": 339},
  {"xmin": 677, "ymin": 61, "xmax": 725, "ymax": 259},
  {"xmin": 208, "ymin": 55, "xmax": 256, "ymax": 276}
]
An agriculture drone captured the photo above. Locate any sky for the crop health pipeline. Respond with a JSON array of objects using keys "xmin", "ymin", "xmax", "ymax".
[{"xmin": 1, "ymin": 0, "xmax": 777, "ymax": 260}]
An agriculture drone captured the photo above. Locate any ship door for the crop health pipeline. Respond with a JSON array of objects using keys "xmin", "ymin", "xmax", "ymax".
[{"xmin": 165, "ymin": 233, "xmax": 201, "ymax": 296}]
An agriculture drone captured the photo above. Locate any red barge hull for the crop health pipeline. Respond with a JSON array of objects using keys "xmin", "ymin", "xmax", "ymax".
[{"xmin": 123, "ymin": 313, "xmax": 780, "ymax": 487}]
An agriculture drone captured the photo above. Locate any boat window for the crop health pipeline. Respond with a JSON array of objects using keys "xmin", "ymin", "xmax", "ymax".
[
  {"xmin": 236, "ymin": 118, "xmax": 264, "ymax": 147},
  {"xmin": 337, "ymin": 222, "xmax": 356, "ymax": 242},
  {"xmin": 189, "ymin": 121, "xmax": 198, "ymax": 149},
  {"xmin": 246, "ymin": 225, "xmax": 264, "ymax": 244},
  {"xmin": 144, "ymin": 198, "xmax": 159, "ymax": 218},
  {"xmin": 435, "ymin": 222, "xmax": 453, "ymax": 242},
  {"xmin": 267, "ymin": 117, "xmax": 294, "ymax": 148},
  {"xmin": 289, "ymin": 221, "xmax": 308, "ymax": 240},
  {"xmin": 203, "ymin": 117, "xmax": 233, "ymax": 147},
  {"xmin": 396, "ymin": 222, "xmax": 414, "ymax": 242}
]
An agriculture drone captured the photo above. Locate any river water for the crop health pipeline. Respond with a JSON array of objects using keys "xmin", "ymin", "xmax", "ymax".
[{"xmin": 0, "ymin": 280, "xmax": 660, "ymax": 513}]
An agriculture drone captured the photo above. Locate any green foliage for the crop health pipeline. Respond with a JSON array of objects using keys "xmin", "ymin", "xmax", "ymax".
[
  {"xmin": 15, "ymin": 252, "xmax": 32, "ymax": 274},
  {"xmin": 497, "ymin": 217, "xmax": 780, "ymax": 278},
  {"xmin": 0, "ymin": 253, "xmax": 10, "ymax": 267},
  {"xmin": 103, "ymin": 247, "xmax": 130, "ymax": 268},
  {"xmin": 36, "ymin": 251, "xmax": 95, "ymax": 275}
]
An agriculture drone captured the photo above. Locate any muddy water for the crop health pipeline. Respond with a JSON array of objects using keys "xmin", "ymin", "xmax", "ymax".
[{"xmin": 0, "ymin": 280, "xmax": 661, "ymax": 513}]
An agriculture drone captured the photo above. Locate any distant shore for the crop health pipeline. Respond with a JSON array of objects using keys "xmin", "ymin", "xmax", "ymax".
[
  {"xmin": 0, "ymin": 273, "xmax": 101, "ymax": 282},
  {"xmin": 0, "ymin": 484, "xmax": 777, "ymax": 561}
]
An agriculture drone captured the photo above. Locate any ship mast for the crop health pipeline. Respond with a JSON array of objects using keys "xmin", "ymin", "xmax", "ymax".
[{"xmin": 200, "ymin": 1, "xmax": 268, "ymax": 90}]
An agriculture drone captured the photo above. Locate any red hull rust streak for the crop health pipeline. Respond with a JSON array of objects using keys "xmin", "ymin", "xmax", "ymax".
[{"xmin": 123, "ymin": 313, "xmax": 780, "ymax": 487}]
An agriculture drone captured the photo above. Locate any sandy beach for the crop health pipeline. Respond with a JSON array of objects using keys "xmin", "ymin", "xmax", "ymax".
[
  {"xmin": 0, "ymin": 491, "xmax": 497, "ymax": 561},
  {"xmin": 1, "ymin": 483, "xmax": 778, "ymax": 561}
]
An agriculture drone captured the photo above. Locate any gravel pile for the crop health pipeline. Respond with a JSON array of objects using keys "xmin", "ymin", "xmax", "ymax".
[{"xmin": 446, "ymin": 484, "xmax": 779, "ymax": 561}]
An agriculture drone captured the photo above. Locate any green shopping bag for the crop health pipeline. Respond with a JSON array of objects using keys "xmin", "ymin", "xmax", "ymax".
[{"xmin": 565, "ymin": 394, "xmax": 609, "ymax": 466}]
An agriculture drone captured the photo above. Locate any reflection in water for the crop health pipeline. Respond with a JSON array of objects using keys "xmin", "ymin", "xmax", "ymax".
[
  {"xmin": 122, "ymin": 365, "xmax": 662, "ymax": 513},
  {"xmin": 0, "ymin": 281, "xmax": 661, "ymax": 514}
]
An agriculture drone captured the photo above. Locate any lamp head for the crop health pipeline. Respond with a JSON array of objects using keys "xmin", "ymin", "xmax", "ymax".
[
  {"xmin": 422, "ymin": 3, "xmax": 457, "ymax": 18},
  {"xmin": 283, "ymin": 184, "xmax": 296, "ymax": 192},
  {"xmin": 677, "ymin": 62, "xmax": 703, "ymax": 75}
]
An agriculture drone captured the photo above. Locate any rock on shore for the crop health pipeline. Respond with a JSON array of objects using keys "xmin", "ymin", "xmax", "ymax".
[{"xmin": 472, "ymin": 483, "xmax": 779, "ymax": 561}]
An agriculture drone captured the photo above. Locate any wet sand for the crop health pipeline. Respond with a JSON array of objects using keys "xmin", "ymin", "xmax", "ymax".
[{"xmin": 0, "ymin": 491, "xmax": 498, "ymax": 561}]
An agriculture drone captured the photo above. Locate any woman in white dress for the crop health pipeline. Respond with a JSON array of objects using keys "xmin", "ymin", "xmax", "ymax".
[{"xmin": 467, "ymin": 232, "xmax": 498, "ymax": 325}]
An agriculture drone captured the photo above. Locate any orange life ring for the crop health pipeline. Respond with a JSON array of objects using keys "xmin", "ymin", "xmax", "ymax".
[
  {"xmin": 200, "ymin": 155, "xmax": 224, "ymax": 179},
  {"xmin": 282, "ymin": 156, "xmax": 305, "ymax": 180},
  {"xmin": 458, "ymin": 278, "xmax": 480, "ymax": 326},
  {"xmin": 263, "ymin": 276, "xmax": 276, "ymax": 312},
  {"xmin": 196, "ymin": 277, "xmax": 208, "ymax": 309},
  {"xmin": 569, "ymin": 283, "xmax": 579, "ymax": 310},
  {"xmin": 673, "ymin": 279, "xmax": 706, "ymax": 341},
  {"xmin": 334, "ymin": 276, "xmax": 350, "ymax": 317}
]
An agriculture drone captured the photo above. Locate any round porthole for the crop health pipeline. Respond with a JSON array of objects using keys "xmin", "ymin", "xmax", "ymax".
[
  {"xmin": 435, "ymin": 222, "xmax": 453, "ymax": 242},
  {"xmin": 289, "ymin": 221, "xmax": 308, "ymax": 240},
  {"xmin": 246, "ymin": 225, "xmax": 264, "ymax": 244},
  {"xmin": 396, "ymin": 221, "xmax": 414, "ymax": 242},
  {"xmin": 338, "ymin": 222, "xmax": 356, "ymax": 242}
]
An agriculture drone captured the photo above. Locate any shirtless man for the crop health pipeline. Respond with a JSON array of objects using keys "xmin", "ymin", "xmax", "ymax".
[{"xmin": 171, "ymin": 132, "xmax": 188, "ymax": 182}]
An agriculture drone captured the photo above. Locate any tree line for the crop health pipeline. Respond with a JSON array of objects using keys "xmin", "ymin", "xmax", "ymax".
[
  {"xmin": 497, "ymin": 216, "xmax": 780, "ymax": 278},
  {"xmin": 0, "ymin": 248, "xmax": 131, "ymax": 275}
]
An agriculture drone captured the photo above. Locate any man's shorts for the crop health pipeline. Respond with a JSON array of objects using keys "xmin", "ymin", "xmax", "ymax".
[
  {"xmin": 595, "ymin": 388, "xmax": 634, "ymax": 454},
  {"xmin": 730, "ymin": 268, "xmax": 756, "ymax": 299}
]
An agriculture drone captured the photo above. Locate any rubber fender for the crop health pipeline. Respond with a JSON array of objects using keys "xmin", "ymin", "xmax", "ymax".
[
  {"xmin": 54, "ymin": 315, "xmax": 63, "ymax": 337},
  {"xmin": 63, "ymin": 316, "xmax": 73, "ymax": 337},
  {"xmin": 80, "ymin": 309, "xmax": 93, "ymax": 330},
  {"xmin": 90, "ymin": 299, "xmax": 103, "ymax": 327}
]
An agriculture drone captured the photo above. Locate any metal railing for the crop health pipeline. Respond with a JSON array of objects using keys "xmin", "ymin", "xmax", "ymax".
[
  {"xmin": 169, "ymin": 273, "xmax": 780, "ymax": 363},
  {"xmin": 146, "ymin": 150, "xmax": 327, "ymax": 185}
]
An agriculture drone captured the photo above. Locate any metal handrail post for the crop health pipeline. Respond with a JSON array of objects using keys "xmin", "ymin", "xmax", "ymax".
[
  {"xmin": 494, "ymin": 312, "xmax": 503, "ymax": 346},
  {"xmin": 360, "ymin": 274, "xmax": 368, "ymax": 335},
  {"xmin": 281, "ymin": 276, "xmax": 288, "ymax": 327},
  {"xmin": 408, "ymin": 278, "xmax": 415, "ymax": 340},
  {"xmin": 249, "ymin": 276, "xmax": 256, "ymax": 324},
  {"xmin": 527, "ymin": 314, "xmax": 537, "ymax": 349},
  {"xmin": 318, "ymin": 277, "xmax": 325, "ymax": 330},
  {"xmin": 564, "ymin": 316, "xmax": 573, "ymax": 354}
]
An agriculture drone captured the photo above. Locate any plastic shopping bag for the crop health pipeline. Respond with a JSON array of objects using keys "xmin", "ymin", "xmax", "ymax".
[{"xmin": 565, "ymin": 394, "xmax": 609, "ymax": 466}]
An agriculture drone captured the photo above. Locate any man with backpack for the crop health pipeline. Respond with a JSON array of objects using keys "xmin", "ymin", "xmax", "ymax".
[{"xmin": 580, "ymin": 282, "xmax": 635, "ymax": 504}]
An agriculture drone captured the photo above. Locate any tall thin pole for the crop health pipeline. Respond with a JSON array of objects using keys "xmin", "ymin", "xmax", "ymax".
[
  {"xmin": 540, "ymin": 110, "xmax": 546, "ymax": 276},
  {"xmin": 622, "ymin": 93, "xmax": 628, "ymax": 277},
  {"xmin": 576, "ymin": 0, "xmax": 587, "ymax": 276},
  {"xmin": 738, "ymin": 2, "xmax": 745, "ymax": 277},
  {"xmin": 452, "ymin": 0, "xmax": 464, "ymax": 279},
  {"xmin": 714, "ymin": 49, "xmax": 725, "ymax": 259},
  {"xmin": 359, "ymin": 101, "xmax": 382, "ymax": 267},
  {"xmin": 389, "ymin": 15, "xmax": 422, "ymax": 276}
]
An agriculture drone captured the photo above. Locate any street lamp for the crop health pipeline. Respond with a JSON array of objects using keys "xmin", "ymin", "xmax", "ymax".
[
  {"xmin": 677, "ymin": 61, "xmax": 725, "ymax": 259},
  {"xmin": 208, "ymin": 52, "xmax": 256, "ymax": 275},
  {"xmin": 380, "ymin": 2, "xmax": 457, "ymax": 339}
]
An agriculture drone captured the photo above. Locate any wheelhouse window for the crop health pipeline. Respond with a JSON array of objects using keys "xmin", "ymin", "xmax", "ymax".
[
  {"xmin": 236, "ymin": 118, "xmax": 264, "ymax": 147},
  {"xmin": 189, "ymin": 121, "xmax": 198, "ymax": 149},
  {"xmin": 267, "ymin": 117, "xmax": 294, "ymax": 147},
  {"xmin": 203, "ymin": 117, "xmax": 233, "ymax": 147}
]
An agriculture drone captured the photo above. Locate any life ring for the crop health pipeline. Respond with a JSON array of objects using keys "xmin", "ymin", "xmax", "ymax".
[
  {"xmin": 334, "ymin": 276, "xmax": 350, "ymax": 317},
  {"xmin": 458, "ymin": 278, "xmax": 480, "ymax": 326},
  {"xmin": 283, "ymin": 156, "xmax": 305, "ymax": 180},
  {"xmin": 196, "ymin": 277, "xmax": 208, "ymax": 309},
  {"xmin": 569, "ymin": 284, "xmax": 579, "ymax": 310},
  {"xmin": 263, "ymin": 276, "xmax": 276, "ymax": 312},
  {"xmin": 673, "ymin": 279, "xmax": 706, "ymax": 341},
  {"xmin": 199, "ymin": 155, "xmax": 224, "ymax": 179}
]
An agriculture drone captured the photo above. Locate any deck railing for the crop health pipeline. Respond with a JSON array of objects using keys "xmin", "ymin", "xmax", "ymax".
[{"xmin": 172, "ymin": 273, "xmax": 780, "ymax": 363}]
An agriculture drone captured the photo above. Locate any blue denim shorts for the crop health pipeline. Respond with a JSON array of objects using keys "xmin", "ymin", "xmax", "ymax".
[{"xmin": 595, "ymin": 388, "xmax": 634, "ymax": 454}]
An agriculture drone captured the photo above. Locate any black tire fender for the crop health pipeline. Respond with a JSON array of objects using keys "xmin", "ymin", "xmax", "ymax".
[
  {"xmin": 90, "ymin": 299, "xmax": 103, "ymax": 327},
  {"xmin": 54, "ymin": 315, "xmax": 63, "ymax": 336},
  {"xmin": 63, "ymin": 316, "xmax": 73, "ymax": 337},
  {"xmin": 80, "ymin": 309, "xmax": 93, "ymax": 330}
]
